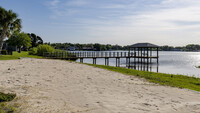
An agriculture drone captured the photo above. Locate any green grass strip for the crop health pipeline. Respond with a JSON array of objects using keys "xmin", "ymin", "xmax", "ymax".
[
  {"xmin": 0, "ymin": 92, "xmax": 16, "ymax": 112},
  {"xmin": 88, "ymin": 64, "xmax": 200, "ymax": 92},
  {"xmin": 196, "ymin": 66, "xmax": 200, "ymax": 68},
  {"xmin": 0, "ymin": 51, "xmax": 43, "ymax": 60},
  {"xmin": 0, "ymin": 93, "xmax": 16, "ymax": 102},
  {"xmin": 0, "ymin": 102, "xmax": 16, "ymax": 113}
]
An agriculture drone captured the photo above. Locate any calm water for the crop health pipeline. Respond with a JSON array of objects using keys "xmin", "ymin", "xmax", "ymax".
[{"xmin": 76, "ymin": 51, "xmax": 200, "ymax": 77}]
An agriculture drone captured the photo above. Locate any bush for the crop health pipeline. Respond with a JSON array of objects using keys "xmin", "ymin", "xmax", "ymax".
[
  {"xmin": 54, "ymin": 49, "xmax": 66, "ymax": 53},
  {"xmin": 53, "ymin": 49, "xmax": 78, "ymax": 60},
  {"xmin": 37, "ymin": 44, "xmax": 54, "ymax": 56},
  {"xmin": 1, "ymin": 50, "xmax": 8, "ymax": 55},
  {"xmin": 28, "ymin": 47, "xmax": 38, "ymax": 55}
]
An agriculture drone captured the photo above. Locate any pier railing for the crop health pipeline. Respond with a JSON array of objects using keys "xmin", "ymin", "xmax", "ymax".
[
  {"xmin": 44, "ymin": 51, "xmax": 158, "ymax": 59},
  {"xmin": 72, "ymin": 51, "xmax": 133, "ymax": 58},
  {"xmin": 44, "ymin": 51, "xmax": 133, "ymax": 58}
]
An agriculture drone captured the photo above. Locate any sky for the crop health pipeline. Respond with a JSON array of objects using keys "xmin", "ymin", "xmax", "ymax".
[{"xmin": 1, "ymin": 0, "xmax": 200, "ymax": 46}]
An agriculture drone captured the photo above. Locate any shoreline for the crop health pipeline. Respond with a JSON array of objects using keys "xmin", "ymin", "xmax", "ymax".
[
  {"xmin": 89, "ymin": 64, "xmax": 200, "ymax": 92},
  {"xmin": 0, "ymin": 58, "xmax": 200, "ymax": 112}
]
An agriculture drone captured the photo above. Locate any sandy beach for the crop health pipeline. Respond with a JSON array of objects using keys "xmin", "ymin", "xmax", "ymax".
[{"xmin": 0, "ymin": 58, "xmax": 200, "ymax": 113}]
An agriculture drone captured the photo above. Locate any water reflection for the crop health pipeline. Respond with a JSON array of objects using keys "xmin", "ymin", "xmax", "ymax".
[
  {"xmin": 126, "ymin": 62, "xmax": 158, "ymax": 72},
  {"xmin": 78, "ymin": 57, "xmax": 159, "ymax": 73}
]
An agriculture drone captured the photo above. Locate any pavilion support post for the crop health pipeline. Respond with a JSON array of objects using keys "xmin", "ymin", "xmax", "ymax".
[
  {"xmin": 144, "ymin": 48, "xmax": 145, "ymax": 63},
  {"xmin": 150, "ymin": 48, "xmax": 152, "ymax": 64},
  {"xmin": 116, "ymin": 58, "xmax": 120, "ymax": 67},
  {"xmin": 133, "ymin": 64, "xmax": 136, "ymax": 69},
  {"xmin": 80, "ymin": 58, "xmax": 83, "ymax": 63},
  {"xmin": 138, "ymin": 48, "xmax": 139, "ymax": 64},
  {"xmin": 93, "ymin": 58, "xmax": 96, "ymax": 64},
  {"xmin": 118, "ymin": 58, "xmax": 120, "ymax": 67},
  {"xmin": 126, "ymin": 58, "xmax": 127, "ymax": 66},
  {"xmin": 105, "ymin": 58, "xmax": 109, "ymax": 66},
  {"xmin": 147, "ymin": 47, "xmax": 149, "ymax": 64},
  {"xmin": 116, "ymin": 58, "xmax": 118, "ymax": 67},
  {"xmin": 157, "ymin": 63, "xmax": 159, "ymax": 73},
  {"xmin": 157, "ymin": 47, "xmax": 159, "ymax": 64},
  {"xmin": 134, "ymin": 48, "xmax": 136, "ymax": 64},
  {"xmin": 128, "ymin": 58, "xmax": 131, "ymax": 69},
  {"xmin": 141, "ymin": 48, "xmax": 142, "ymax": 63},
  {"xmin": 128, "ymin": 47, "xmax": 131, "ymax": 67},
  {"xmin": 150, "ymin": 65, "xmax": 152, "ymax": 72}
]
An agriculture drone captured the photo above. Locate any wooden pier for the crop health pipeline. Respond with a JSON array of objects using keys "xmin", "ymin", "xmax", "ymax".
[
  {"xmin": 44, "ymin": 43, "xmax": 159, "ymax": 68},
  {"xmin": 44, "ymin": 51, "xmax": 158, "ymax": 67}
]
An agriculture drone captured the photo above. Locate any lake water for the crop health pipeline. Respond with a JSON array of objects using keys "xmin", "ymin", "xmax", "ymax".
[{"xmin": 76, "ymin": 51, "xmax": 200, "ymax": 77}]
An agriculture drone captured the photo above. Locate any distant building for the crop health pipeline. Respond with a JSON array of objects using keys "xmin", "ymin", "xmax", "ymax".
[
  {"xmin": 172, "ymin": 48, "xmax": 182, "ymax": 51},
  {"xmin": 67, "ymin": 46, "xmax": 76, "ymax": 51},
  {"xmin": 82, "ymin": 47, "xmax": 93, "ymax": 51}
]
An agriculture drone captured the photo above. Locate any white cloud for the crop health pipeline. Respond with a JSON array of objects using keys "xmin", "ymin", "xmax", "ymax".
[
  {"xmin": 100, "ymin": 4, "xmax": 126, "ymax": 9},
  {"xmin": 65, "ymin": 0, "xmax": 88, "ymax": 6},
  {"xmin": 47, "ymin": 0, "xmax": 83, "ymax": 19},
  {"xmin": 49, "ymin": 0, "xmax": 60, "ymax": 8}
]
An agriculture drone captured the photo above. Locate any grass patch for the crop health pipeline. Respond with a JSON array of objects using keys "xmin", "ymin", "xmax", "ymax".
[
  {"xmin": 88, "ymin": 64, "xmax": 200, "ymax": 92},
  {"xmin": 0, "ymin": 93, "xmax": 16, "ymax": 113},
  {"xmin": 0, "ymin": 93, "xmax": 16, "ymax": 102},
  {"xmin": 196, "ymin": 66, "xmax": 200, "ymax": 68},
  {"xmin": 0, "ymin": 102, "xmax": 16, "ymax": 113},
  {"xmin": 0, "ymin": 51, "xmax": 43, "ymax": 60}
]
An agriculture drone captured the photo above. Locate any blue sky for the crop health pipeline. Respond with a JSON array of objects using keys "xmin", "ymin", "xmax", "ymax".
[{"xmin": 1, "ymin": 0, "xmax": 200, "ymax": 46}]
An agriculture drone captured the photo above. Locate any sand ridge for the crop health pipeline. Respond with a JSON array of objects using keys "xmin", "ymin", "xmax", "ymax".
[{"xmin": 0, "ymin": 58, "xmax": 200, "ymax": 113}]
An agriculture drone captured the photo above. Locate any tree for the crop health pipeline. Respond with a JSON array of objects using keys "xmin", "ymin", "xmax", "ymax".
[
  {"xmin": 186, "ymin": 44, "xmax": 200, "ymax": 51},
  {"xmin": 28, "ymin": 33, "xmax": 43, "ymax": 47},
  {"xmin": 7, "ymin": 32, "xmax": 32, "ymax": 53},
  {"xmin": 0, "ymin": 7, "xmax": 21, "ymax": 53},
  {"xmin": 94, "ymin": 43, "xmax": 101, "ymax": 51}
]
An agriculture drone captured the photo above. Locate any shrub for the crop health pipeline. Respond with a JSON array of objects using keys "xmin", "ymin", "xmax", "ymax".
[
  {"xmin": 37, "ymin": 44, "xmax": 54, "ymax": 56},
  {"xmin": 54, "ymin": 49, "xmax": 65, "ymax": 53},
  {"xmin": 1, "ymin": 50, "xmax": 8, "ymax": 55},
  {"xmin": 28, "ymin": 47, "xmax": 38, "ymax": 55}
]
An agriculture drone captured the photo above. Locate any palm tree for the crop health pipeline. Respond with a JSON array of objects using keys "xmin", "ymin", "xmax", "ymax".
[
  {"xmin": 0, "ymin": 7, "xmax": 21, "ymax": 53},
  {"xmin": 28, "ymin": 33, "xmax": 43, "ymax": 47}
]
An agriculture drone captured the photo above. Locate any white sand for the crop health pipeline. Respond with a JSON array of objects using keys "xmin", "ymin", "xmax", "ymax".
[{"xmin": 0, "ymin": 58, "xmax": 200, "ymax": 113}]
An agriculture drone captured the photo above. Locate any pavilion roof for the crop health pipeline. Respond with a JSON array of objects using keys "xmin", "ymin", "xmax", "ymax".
[{"xmin": 129, "ymin": 43, "xmax": 159, "ymax": 48}]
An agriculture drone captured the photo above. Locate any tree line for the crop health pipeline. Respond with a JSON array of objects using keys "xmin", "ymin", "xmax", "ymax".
[
  {"xmin": 160, "ymin": 44, "xmax": 200, "ymax": 51},
  {"xmin": 48, "ymin": 42, "xmax": 129, "ymax": 51},
  {"xmin": 47, "ymin": 43, "xmax": 200, "ymax": 51}
]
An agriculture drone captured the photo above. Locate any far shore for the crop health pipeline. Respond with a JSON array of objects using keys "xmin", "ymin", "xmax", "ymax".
[{"xmin": 0, "ymin": 58, "xmax": 200, "ymax": 112}]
